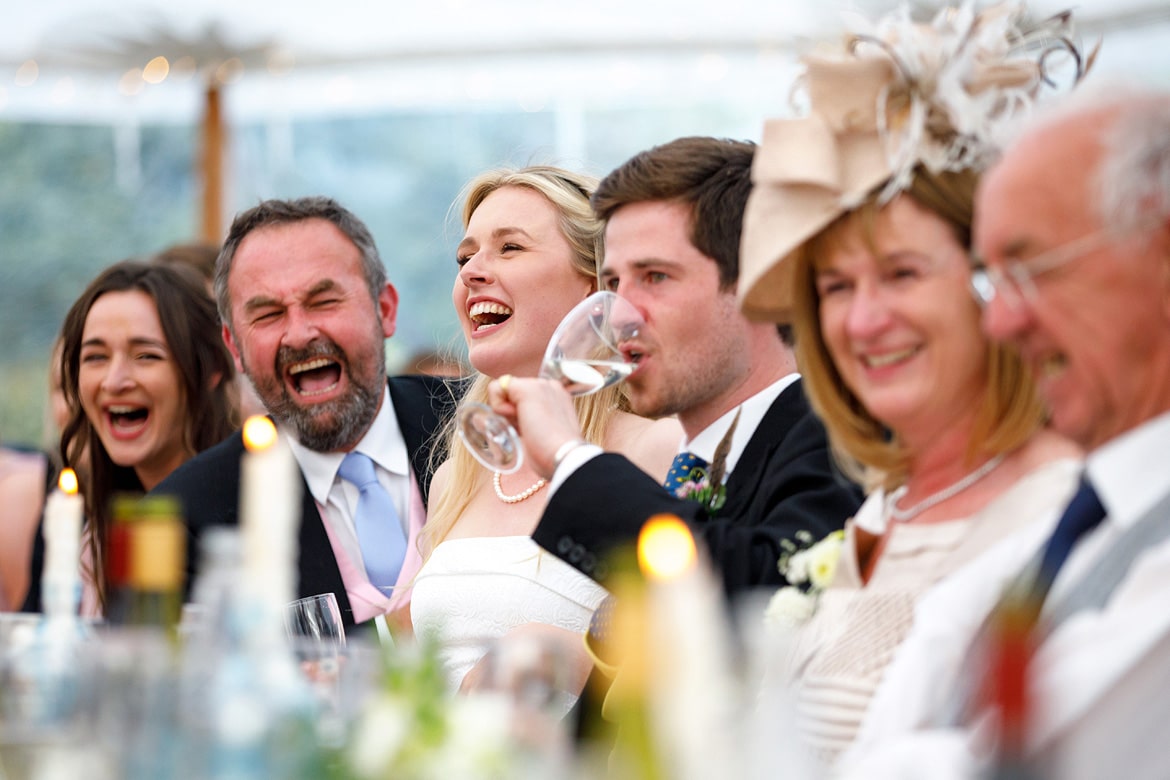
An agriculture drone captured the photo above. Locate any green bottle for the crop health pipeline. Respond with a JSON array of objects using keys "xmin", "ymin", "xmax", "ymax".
[{"xmin": 123, "ymin": 494, "xmax": 186, "ymax": 636}]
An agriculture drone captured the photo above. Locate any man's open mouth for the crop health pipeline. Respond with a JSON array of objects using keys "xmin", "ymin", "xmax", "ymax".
[{"xmin": 288, "ymin": 357, "xmax": 342, "ymax": 396}]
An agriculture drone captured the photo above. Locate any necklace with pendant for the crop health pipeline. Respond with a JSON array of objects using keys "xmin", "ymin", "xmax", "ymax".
[{"xmin": 887, "ymin": 453, "xmax": 1006, "ymax": 522}]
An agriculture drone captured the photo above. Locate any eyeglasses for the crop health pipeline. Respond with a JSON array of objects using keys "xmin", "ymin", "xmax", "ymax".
[{"xmin": 969, "ymin": 221, "xmax": 1155, "ymax": 310}]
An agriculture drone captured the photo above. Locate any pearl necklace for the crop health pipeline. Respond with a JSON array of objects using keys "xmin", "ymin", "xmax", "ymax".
[
  {"xmin": 887, "ymin": 453, "xmax": 1006, "ymax": 523},
  {"xmin": 493, "ymin": 471, "xmax": 547, "ymax": 504}
]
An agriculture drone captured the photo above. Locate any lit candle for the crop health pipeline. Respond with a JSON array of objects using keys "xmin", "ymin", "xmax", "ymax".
[
  {"xmin": 638, "ymin": 514, "xmax": 737, "ymax": 779},
  {"xmin": 42, "ymin": 469, "xmax": 84, "ymax": 616},
  {"xmin": 240, "ymin": 415, "xmax": 301, "ymax": 608},
  {"xmin": 638, "ymin": 514, "xmax": 698, "ymax": 580}
]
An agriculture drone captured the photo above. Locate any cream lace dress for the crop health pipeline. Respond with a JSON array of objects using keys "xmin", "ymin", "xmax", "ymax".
[{"xmin": 779, "ymin": 458, "xmax": 1081, "ymax": 769}]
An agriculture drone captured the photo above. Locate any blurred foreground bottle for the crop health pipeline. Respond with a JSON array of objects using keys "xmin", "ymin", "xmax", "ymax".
[
  {"xmin": 103, "ymin": 494, "xmax": 136, "ymax": 626},
  {"xmin": 985, "ymin": 584, "xmax": 1046, "ymax": 780},
  {"xmin": 182, "ymin": 417, "xmax": 323, "ymax": 780},
  {"xmin": 108, "ymin": 494, "xmax": 185, "ymax": 636},
  {"xmin": 91, "ymin": 494, "xmax": 189, "ymax": 780}
]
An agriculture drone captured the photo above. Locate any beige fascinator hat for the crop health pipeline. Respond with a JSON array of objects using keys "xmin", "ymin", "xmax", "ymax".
[{"xmin": 739, "ymin": 1, "xmax": 1091, "ymax": 323}]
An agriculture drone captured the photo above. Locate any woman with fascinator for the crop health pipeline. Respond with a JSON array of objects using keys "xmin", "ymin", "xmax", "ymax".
[{"xmin": 738, "ymin": 2, "xmax": 1089, "ymax": 767}]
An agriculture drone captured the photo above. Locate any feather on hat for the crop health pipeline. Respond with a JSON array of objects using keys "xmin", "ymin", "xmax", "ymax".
[{"xmin": 739, "ymin": 1, "xmax": 1092, "ymax": 323}]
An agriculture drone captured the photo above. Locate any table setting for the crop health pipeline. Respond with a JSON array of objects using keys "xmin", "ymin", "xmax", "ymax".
[{"xmin": 1, "ymin": 418, "xmax": 795, "ymax": 779}]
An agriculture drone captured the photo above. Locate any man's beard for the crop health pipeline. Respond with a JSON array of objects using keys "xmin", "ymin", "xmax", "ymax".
[{"xmin": 244, "ymin": 338, "xmax": 385, "ymax": 452}]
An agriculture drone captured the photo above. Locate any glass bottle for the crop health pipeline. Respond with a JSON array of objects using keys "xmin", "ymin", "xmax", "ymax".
[
  {"xmin": 104, "ymin": 493, "xmax": 139, "ymax": 626},
  {"xmin": 95, "ymin": 495, "xmax": 187, "ymax": 780},
  {"xmin": 179, "ymin": 483, "xmax": 323, "ymax": 777},
  {"xmin": 985, "ymin": 584, "xmax": 1046, "ymax": 780},
  {"xmin": 124, "ymin": 494, "xmax": 186, "ymax": 637}
]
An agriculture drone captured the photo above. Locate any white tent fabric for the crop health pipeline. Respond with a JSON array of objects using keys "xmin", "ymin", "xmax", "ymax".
[
  {"xmin": 1, "ymin": 0, "xmax": 1167, "ymax": 448},
  {"xmin": 2, "ymin": 0, "xmax": 1168, "ymax": 124}
]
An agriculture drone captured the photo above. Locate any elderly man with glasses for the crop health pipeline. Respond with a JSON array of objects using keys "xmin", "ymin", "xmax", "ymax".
[{"xmin": 837, "ymin": 88, "xmax": 1170, "ymax": 779}]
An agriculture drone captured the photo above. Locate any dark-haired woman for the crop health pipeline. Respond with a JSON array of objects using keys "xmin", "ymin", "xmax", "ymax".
[{"xmin": 24, "ymin": 260, "xmax": 236, "ymax": 616}]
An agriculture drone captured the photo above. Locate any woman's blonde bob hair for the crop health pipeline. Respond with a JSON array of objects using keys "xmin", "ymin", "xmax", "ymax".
[
  {"xmin": 419, "ymin": 165, "xmax": 619, "ymax": 559},
  {"xmin": 789, "ymin": 167, "xmax": 1045, "ymax": 491}
]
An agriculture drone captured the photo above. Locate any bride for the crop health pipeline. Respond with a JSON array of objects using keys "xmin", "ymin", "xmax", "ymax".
[{"xmin": 410, "ymin": 166, "xmax": 680, "ymax": 714}]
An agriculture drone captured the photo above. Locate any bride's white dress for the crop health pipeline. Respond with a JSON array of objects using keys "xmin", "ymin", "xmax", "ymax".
[{"xmin": 410, "ymin": 535, "xmax": 608, "ymax": 716}]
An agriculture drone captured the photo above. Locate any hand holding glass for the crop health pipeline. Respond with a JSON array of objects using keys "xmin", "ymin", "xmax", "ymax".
[{"xmin": 457, "ymin": 291, "xmax": 643, "ymax": 473}]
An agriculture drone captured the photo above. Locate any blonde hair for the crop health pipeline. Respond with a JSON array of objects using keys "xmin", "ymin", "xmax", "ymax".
[
  {"xmin": 790, "ymin": 168, "xmax": 1044, "ymax": 491},
  {"xmin": 419, "ymin": 166, "xmax": 621, "ymax": 558}
]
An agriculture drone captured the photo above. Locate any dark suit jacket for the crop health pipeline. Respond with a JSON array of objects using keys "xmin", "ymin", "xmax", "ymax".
[
  {"xmin": 534, "ymin": 379, "xmax": 863, "ymax": 597},
  {"xmin": 152, "ymin": 374, "xmax": 461, "ymax": 628}
]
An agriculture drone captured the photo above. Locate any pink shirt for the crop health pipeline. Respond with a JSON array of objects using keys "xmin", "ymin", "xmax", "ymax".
[{"xmin": 319, "ymin": 471, "xmax": 426, "ymax": 624}]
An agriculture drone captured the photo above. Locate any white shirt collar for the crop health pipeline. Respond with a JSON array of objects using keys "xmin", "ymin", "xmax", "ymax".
[
  {"xmin": 1085, "ymin": 409, "xmax": 1170, "ymax": 531},
  {"xmin": 284, "ymin": 385, "xmax": 409, "ymax": 504},
  {"xmin": 682, "ymin": 373, "xmax": 801, "ymax": 475}
]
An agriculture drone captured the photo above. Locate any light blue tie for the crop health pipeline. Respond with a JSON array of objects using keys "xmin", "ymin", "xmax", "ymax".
[{"xmin": 337, "ymin": 452, "xmax": 406, "ymax": 592}]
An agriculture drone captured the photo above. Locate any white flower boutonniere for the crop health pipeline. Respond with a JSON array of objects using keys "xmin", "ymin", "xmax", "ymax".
[{"xmin": 764, "ymin": 529, "xmax": 846, "ymax": 630}]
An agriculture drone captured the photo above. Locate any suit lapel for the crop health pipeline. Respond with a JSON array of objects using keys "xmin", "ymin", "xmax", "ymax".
[
  {"xmin": 388, "ymin": 375, "xmax": 466, "ymax": 508},
  {"xmin": 294, "ymin": 473, "xmax": 354, "ymax": 621},
  {"xmin": 718, "ymin": 380, "xmax": 809, "ymax": 519}
]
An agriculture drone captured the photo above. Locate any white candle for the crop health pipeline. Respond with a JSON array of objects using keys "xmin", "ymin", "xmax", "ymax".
[
  {"xmin": 639, "ymin": 515, "xmax": 738, "ymax": 780},
  {"xmin": 239, "ymin": 416, "xmax": 301, "ymax": 609},
  {"xmin": 42, "ymin": 468, "xmax": 83, "ymax": 616}
]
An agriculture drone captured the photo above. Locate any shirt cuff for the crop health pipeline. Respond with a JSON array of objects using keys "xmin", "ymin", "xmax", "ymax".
[{"xmin": 548, "ymin": 442, "xmax": 603, "ymax": 495}]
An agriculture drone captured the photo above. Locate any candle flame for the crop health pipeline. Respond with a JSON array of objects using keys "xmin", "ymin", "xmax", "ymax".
[
  {"xmin": 58, "ymin": 468, "xmax": 79, "ymax": 495},
  {"xmin": 638, "ymin": 514, "xmax": 697, "ymax": 580},
  {"xmin": 242, "ymin": 415, "xmax": 278, "ymax": 452}
]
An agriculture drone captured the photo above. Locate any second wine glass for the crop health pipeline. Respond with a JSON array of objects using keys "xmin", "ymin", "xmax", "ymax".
[{"xmin": 457, "ymin": 291, "xmax": 643, "ymax": 473}]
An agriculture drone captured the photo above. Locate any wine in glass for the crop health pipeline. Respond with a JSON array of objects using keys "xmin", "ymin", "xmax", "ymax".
[{"xmin": 457, "ymin": 291, "xmax": 643, "ymax": 473}]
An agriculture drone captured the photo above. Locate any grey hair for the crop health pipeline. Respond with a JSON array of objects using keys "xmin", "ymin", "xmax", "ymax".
[
  {"xmin": 1097, "ymin": 93, "xmax": 1170, "ymax": 233},
  {"xmin": 214, "ymin": 196, "xmax": 386, "ymax": 331}
]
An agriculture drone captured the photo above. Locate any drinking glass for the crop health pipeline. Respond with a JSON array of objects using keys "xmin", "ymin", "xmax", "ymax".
[
  {"xmin": 457, "ymin": 290, "xmax": 643, "ymax": 473},
  {"xmin": 475, "ymin": 632, "xmax": 575, "ymax": 775},
  {"xmin": 284, "ymin": 593, "xmax": 346, "ymax": 649},
  {"xmin": 284, "ymin": 593, "xmax": 346, "ymax": 713}
]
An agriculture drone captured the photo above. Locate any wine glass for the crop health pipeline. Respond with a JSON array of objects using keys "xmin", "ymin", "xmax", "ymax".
[
  {"xmin": 457, "ymin": 290, "xmax": 643, "ymax": 473},
  {"xmin": 285, "ymin": 592, "xmax": 345, "ymax": 641},
  {"xmin": 284, "ymin": 593, "xmax": 346, "ymax": 702}
]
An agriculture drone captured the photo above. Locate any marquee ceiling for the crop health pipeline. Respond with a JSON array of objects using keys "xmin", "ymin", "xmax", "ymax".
[{"xmin": 3, "ymin": 0, "xmax": 1167, "ymax": 122}]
